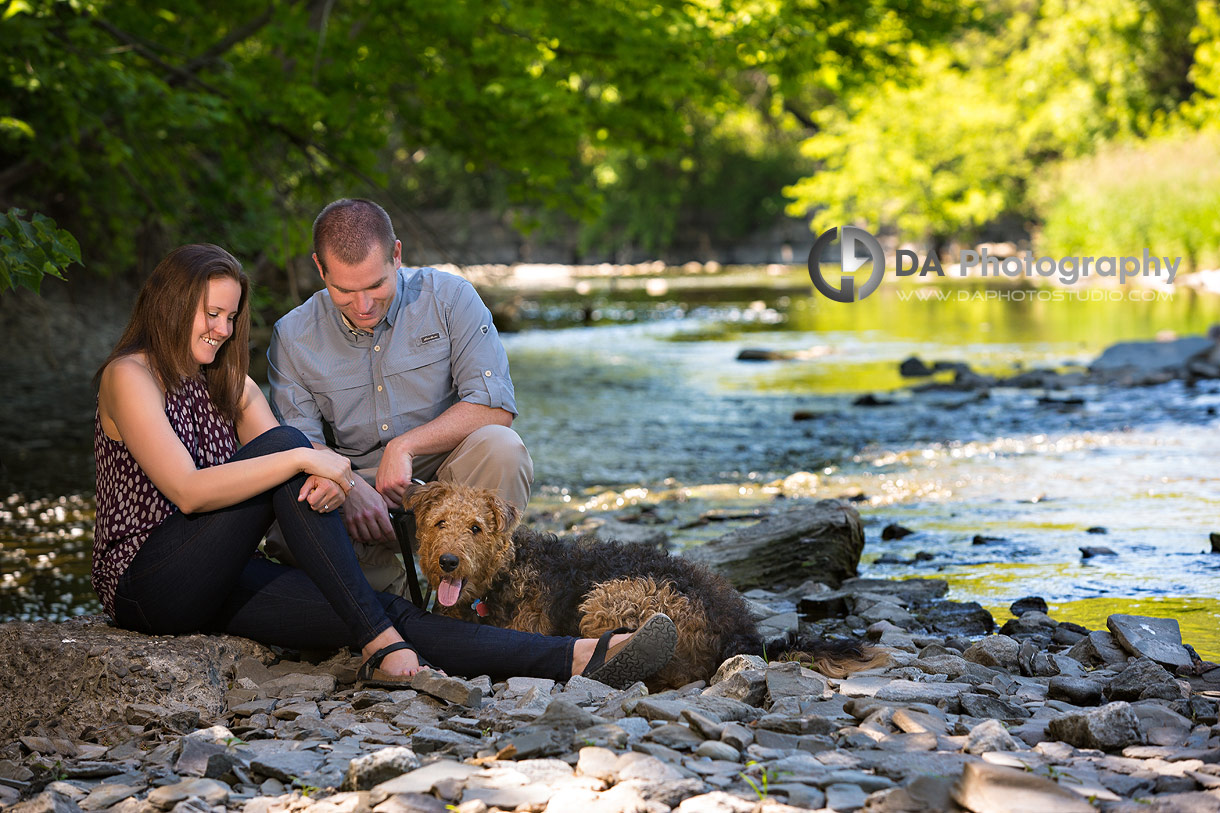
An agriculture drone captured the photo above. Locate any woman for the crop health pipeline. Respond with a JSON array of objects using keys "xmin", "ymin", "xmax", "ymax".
[{"xmin": 92, "ymin": 243, "xmax": 675, "ymax": 687}]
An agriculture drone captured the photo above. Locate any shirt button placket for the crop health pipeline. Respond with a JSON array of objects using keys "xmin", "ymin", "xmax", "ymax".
[{"xmin": 373, "ymin": 335, "xmax": 389, "ymax": 439}]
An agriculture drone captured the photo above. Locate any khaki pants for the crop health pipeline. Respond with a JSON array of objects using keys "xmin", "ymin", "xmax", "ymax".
[{"xmin": 267, "ymin": 425, "xmax": 533, "ymax": 597}]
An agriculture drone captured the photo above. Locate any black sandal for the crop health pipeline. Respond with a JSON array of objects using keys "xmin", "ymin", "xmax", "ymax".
[
  {"xmin": 582, "ymin": 613, "xmax": 677, "ymax": 689},
  {"xmin": 356, "ymin": 641, "xmax": 430, "ymax": 689}
]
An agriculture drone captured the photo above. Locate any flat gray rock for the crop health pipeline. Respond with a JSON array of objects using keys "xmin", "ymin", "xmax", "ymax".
[
  {"xmin": 342, "ymin": 745, "xmax": 420, "ymax": 791},
  {"xmin": 960, "ymin": 693, "xmax": 1031, "ymax": 721},
  {"xmin": 965, "ymin": 719, "xmax": 1022, "ymax": 754},
  {"xmin": 1048, "ymin": 676, "xmax": 1105, "ymax": 706},
  {"xmin": 146, "ymin": 778, "xmax": 230, "ymax": 809},
  {"xmin": 702, "ymin": 667, "xmax": 766, "ymax": 705},
  {"xmin": 1066, "ymin": 630, "xmax": 1129, "ymax": 667},
  {"xmin": 874, "ymin": 679, "xmax": 972, "ymax": 704},
  {"xmin": 533, "ymin": 697, "xmax": 605, "ymax": 730},
  {"xmin": 764, "ymin": 661, "xmax": 831, "ymax": 702},
  {"xmin": 409, "ymin": 726, "xmax": 482, "ymax": 757},
  {"xmin": 372, "ymin": 760, "xmax": 479, "ymax": 797},
  {"xmin": 409, "ymin": 671, "xmax": 482, "ymax": 707},
  {"xmin": 249, "ymin": 749, "xmax": 326, "ymax": 783},
  {"xmin": 952, "ymin": 761, "xmax": 1094, "ymax": 813},
  {"xmin": 1047, "ymin": 701, "xmax": 1146, "ymax": 752},
  {"xmin": 824, "ymin": 782, "xmax": 868, "ymax": 812},
  {"xmin": 1107, "ymin": 614, "xmax": 1193, "ymax": 669},
  {"xmin": 1106, "ymin": 658, "xmax": 1180, "ymax": 701},
  {"xmin": 78, "ymin": 784, "xmax": 141, "ymax": 811},
  {"xmin": 963, "ymin": 635, "xmax": 1020, "ymax": 670}
]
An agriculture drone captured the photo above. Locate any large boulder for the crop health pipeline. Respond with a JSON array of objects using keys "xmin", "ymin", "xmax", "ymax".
[
  {"xmin": 0, "ymin": 617, "xmax": 273, "ymax": 741},
  {"xmin": 684, "ymin": 500, "xmax": 864, "ymax": 590}
]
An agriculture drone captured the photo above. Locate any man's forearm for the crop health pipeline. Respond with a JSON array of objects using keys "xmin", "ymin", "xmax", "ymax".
[{"xmin": 387, "ymin": 402, "xmax": 513, "ymax": 459}]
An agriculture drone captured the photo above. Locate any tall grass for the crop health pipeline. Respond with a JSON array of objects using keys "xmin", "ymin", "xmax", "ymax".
[{"xmin": 1034, "ymin": 131, "xmax": 1220, "ymax": 272}]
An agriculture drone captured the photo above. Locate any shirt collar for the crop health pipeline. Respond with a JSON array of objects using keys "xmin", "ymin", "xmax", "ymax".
[
  {"xmin": 339, "ymin": 311, "xmax": 373, "ymax": 337},
  {"xmin": 384, "ymin": 268, "xmax": 408, "ymax": 328}
]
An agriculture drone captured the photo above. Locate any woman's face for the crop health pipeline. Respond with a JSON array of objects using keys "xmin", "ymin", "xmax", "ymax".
[{"xmin": 191, "ymin": 276, "xmax": 242, "ymax": 366}]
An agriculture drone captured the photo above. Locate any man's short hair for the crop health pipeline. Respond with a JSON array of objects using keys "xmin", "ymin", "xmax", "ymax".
[{"xmin": 313, "ymin": 199, "xmax": 397, "ymax": 272}]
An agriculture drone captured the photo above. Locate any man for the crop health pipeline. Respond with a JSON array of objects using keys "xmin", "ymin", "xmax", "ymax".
[{"xmin": 268, "ymin": 198, "xmax": 532, "ymax": 594}]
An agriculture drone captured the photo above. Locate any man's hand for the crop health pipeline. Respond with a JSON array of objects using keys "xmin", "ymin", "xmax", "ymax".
[
  {"xmin": 375, "ymin": 436, "xmax": 415, "ymax": 506},
  {"xmin": 342, "ymin": 478, "xmax": 396, "ymax": 544}
]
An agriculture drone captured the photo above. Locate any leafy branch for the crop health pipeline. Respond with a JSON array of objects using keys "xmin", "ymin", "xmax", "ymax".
[{"xmin": 0, "ymin": 209, "xmax": 80, "ymax": 294}]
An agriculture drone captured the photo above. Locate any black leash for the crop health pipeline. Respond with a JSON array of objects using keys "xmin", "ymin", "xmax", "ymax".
[{"xmin": 389, "ymin": 508, "xmax": 429, "ymax": 609}]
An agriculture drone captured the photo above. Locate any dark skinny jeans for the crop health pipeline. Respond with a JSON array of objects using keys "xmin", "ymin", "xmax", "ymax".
[{"xmin": 112, "ymin": 426, "xmax": 575, "ymax": 681}]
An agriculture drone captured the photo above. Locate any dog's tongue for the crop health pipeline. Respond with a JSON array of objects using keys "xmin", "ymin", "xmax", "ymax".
[{"xmin": 437, "ymin": 578, "xmax": 464, "ymax": 607}]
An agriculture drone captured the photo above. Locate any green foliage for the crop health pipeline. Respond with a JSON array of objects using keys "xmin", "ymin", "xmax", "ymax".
[
  {"xmin": 0, "ymin": 0, "xmax": 741, "ymax": 274},
  {"xmin": 785, "ymin": 0, "xmax": 1201, "ymax": 245},
  {"xmin": 0, "ymin": 208, "xmax": 80, "ymax": 293},
  {"xmin": 1034, "ymin": 131, "xmax": 1220, "ymax": 270},
  {"xmin": 1, "ymin": 0, "xmax": 975, "ymax": 280},
  {"xmin": 1179, "ymin": 0, "xmax": 1220, "ymax": 127},
  {"xmin": 1032, "ymin": 1, "xmax": 1220, "ymax": 269},
  {"xmin": 785, "ymin": 48, "xmax": 1028, "ymax": 241}
]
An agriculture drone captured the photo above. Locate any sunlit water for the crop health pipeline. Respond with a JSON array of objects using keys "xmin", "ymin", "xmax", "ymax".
[{"xmin": 3, "ymin": 268, "xmax": 1219, "ymax": 657}]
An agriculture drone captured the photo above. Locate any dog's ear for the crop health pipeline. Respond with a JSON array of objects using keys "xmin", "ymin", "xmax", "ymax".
[
  {"xmin": 484, "ymin": 492, "xmax": 521, "ymax": 535},
  {"xmin": 403, "ymin": 481, "xmax": 447, "ymax": 517}
]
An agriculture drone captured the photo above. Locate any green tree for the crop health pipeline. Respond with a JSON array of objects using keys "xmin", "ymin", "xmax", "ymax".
[
  {"xmin": 1, "ymin": 0, "xmax": 974, "ymax": 283},
  {"xmin": 784, "ymin": 0, "xmax": 1200, "ymax": 247}
]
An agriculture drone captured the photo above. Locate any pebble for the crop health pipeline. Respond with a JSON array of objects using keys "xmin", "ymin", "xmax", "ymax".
[{"xmin": 1, "ymin": 583, "xmax": 1215, "ymax": 813}]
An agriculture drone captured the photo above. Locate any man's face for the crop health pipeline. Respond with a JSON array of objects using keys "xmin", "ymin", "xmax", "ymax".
[{"xmin": 315, "ymin": 239, "xmax": 401, "ymax": 331}]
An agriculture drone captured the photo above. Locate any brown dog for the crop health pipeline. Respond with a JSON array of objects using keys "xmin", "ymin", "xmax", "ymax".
[{"xmin": 406, "ymin": 481, "xmax": 882, "ymax": 688}]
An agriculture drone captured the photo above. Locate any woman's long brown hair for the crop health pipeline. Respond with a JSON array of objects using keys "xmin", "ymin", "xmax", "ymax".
[{"xmin": 95, "ymin": 244, "xmax": 250, "ymax": 423}]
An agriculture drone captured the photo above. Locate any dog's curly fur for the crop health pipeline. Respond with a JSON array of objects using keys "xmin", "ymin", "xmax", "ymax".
[{"xmin": 407, "ymin": 481, "xmax": 883, "ymax": 688}]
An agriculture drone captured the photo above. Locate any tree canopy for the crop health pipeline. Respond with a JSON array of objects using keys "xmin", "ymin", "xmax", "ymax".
[
  {"xmin": 784, "ymin": 0, "xmax": 1216, "ymax": 256},
  {"xmin": 4, "ymin": 0, "xmax": 1211, "ymax": 283},
  {"xmin": 0, "ymin": 0, "xmax": 976, "ymax": 284}
]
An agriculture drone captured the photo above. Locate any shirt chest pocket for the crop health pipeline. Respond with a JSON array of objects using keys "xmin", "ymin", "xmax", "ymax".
[
  {"xmin": 382, "ymin": 339, "xmax": 454, "ymax": 416},
  {"xmin": 312, "ymin": 372, "xmax": 373, "ymax": 437}
]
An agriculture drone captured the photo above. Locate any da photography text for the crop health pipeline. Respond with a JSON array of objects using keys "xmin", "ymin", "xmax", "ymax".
[{"xmin": 808, "ymin": 225, "xmax": 1182, "ymax": 303}]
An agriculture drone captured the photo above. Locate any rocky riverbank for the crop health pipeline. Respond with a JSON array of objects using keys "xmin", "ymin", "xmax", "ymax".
[{"xmin": 2, "ymin": 558, "xmax": 1217, "ymax": 812}]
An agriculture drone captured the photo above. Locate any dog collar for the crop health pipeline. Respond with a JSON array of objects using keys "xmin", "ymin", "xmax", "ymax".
[{"xmin": 471, "ymin": 598, "xmax": 488, "ymax": 617}]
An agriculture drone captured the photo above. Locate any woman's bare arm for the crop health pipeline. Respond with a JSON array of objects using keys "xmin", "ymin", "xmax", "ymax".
[{"xmin": 99, "ymin": 358, "xmax": 351, "ymax": 514}]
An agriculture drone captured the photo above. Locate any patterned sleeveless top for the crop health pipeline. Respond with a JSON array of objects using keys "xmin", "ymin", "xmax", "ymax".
[{"xmin": 93, "ymin": 373, "xmax": 237, "ymax": 616}]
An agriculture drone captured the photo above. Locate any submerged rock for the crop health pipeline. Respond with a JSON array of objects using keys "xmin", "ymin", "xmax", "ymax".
[{"xmin": 1090, "ymin": 336, "xmax": 1213, "ymax": 376}]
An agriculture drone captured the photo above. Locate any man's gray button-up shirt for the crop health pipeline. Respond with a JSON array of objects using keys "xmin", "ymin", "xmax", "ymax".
[{"xmin": 268, "ymin": 267, "xmax": 516, "ymax": 471}]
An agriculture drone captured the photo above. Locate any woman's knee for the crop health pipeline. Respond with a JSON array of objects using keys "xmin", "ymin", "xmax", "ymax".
[{"xmin": 242, "ymin": 425, "xmax": 312, "ymax": 456}]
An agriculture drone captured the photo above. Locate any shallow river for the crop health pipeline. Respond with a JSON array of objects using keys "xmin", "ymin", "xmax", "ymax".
[{"xmin": 3, "ymin": 268, "xmax": 1219, "ymax": 657}]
